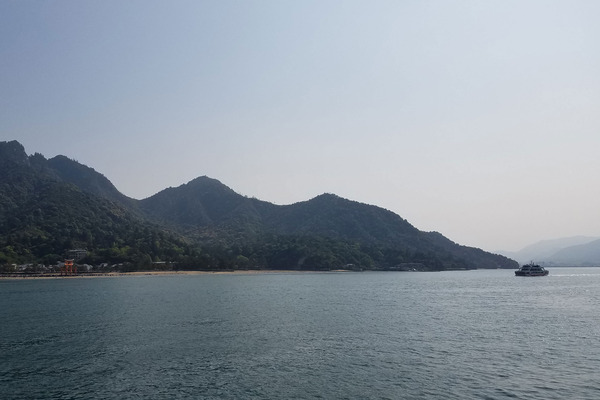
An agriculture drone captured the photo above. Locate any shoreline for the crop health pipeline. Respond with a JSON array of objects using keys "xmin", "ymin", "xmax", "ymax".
[{"xmin": 0, "ymin": 269, "xmax": 354, "ymax": 280}]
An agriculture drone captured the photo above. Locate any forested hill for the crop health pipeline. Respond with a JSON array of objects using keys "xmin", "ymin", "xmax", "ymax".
[
  {"xmin": 0, "ymin": 141, "xmax": 191, "ymax": 268},
  {"xmin": 0, "ymin": 140, "xmax": 518, "ymax": 271}
]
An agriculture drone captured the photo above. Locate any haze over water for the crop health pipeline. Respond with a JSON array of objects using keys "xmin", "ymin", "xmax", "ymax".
[{"xmin": 2, "ymin": 268, "xmax": 600, "ymax": 399}]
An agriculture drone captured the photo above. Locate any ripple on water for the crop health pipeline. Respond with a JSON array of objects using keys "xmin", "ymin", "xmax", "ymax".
[{"xmin": 2, "ymin": 268, "xmax": 600, "ymax": 399}]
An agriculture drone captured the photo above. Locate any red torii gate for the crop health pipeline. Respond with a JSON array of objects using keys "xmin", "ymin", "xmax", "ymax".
[{"xmin": 61, "ymin": 259, "xmax": 77, "ymax": 275}]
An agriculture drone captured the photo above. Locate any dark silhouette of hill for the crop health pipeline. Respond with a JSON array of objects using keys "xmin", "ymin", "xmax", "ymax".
[
  {"xmin": 266, "ymin": 193, "xmax": 418, "ymax": 243},
  {"xmin": 0, "ymin": 140, "xmax": 517, "ymax": 271},
  {"xmin": 0, "ymin": 141, "xmax": 189, "ymax": 268},
  {"xmin": 47, "ymin": 155, "xmax": 137, "ymax": 210},
  {"xmin": 140, "ymin": 176, "xmax": 275, "ymax": 228}
]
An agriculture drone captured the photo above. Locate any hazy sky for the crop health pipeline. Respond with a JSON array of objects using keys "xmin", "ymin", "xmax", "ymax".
[{"xmin": 2, "ymin": 1, "xmax": 599, "ymax": 252}]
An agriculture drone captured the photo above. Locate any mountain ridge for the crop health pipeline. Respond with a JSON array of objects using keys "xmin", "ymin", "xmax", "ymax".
[{"xmin": 0, "ymin": 140, "xmax": 517, "ymax": 271}]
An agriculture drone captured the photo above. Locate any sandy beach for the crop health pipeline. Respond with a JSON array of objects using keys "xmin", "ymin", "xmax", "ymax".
[{"xmin": 0, "ymin": 269, "xmax": 351, "ymax": 280}]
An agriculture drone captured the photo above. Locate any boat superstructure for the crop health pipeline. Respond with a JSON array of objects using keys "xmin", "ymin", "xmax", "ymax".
[{"xmin": 515, "ymin": 263, "xmax": 549, "ymax": 277}]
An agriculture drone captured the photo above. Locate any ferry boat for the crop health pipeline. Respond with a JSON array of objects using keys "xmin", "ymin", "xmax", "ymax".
[{"xmin": 515, "ymin": 263, "xmax": 549, "ymax": 277}]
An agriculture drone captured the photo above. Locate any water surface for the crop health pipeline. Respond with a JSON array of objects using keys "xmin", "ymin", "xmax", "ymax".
[{"xmin": 2, "ymin": 268, "xmax": 600, "ymax": 399}]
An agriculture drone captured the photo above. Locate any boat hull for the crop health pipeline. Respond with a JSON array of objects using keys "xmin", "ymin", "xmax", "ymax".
[{"xmin": 515, "ymin": 270, "xmax": 549, "ymax": 277}]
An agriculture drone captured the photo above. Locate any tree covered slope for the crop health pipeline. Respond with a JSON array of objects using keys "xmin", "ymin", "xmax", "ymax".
[{"xmin": 0, "ymin": 140, "xmax": 517, "ymax": 271}]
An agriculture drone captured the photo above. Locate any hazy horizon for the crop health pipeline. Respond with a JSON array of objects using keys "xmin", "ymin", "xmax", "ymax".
[{"xmin": 2, "ymin": 1, "xmax": 599, "ymax": 252}]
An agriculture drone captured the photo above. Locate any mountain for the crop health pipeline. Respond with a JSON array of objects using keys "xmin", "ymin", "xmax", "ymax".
[
  {"xmin": 47, "ymin": 155, "xmax": 138, "ymax": 210},
  {"xmin": 140, "ymin": 176, "xmax": 276, "ymax": 230},
  {"xmin": 550, "ymin": 239, "xmax": 600, "ymax": 266},
  {"xmin": 265, "ymin": 193, "xmax": 418, "ymax": 243},
  {"xmin": 140, "ymin": 180, "xmax": 516, "ymax": 270},
  {"xmin": 499, "ymin": 236, "xmax": 600, "ymax": 266},
  {"xmin": 0, "ymin": 141, "xmax": 190, "ymax": 268},
  {"xmin": 0, "ymin": 140, "xmax": 517, "ymax": 271}
]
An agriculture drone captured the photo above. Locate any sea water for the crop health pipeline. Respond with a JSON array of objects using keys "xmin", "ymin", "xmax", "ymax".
[{"xmin": 2, "ymin": 268, "xmax": 600, "ymax": 399}]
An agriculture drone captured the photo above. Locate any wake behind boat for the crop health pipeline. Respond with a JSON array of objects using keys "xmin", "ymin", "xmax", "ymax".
[{"xmin": 515, "ymin": 263, "xmax": 549, "ymax": 277}]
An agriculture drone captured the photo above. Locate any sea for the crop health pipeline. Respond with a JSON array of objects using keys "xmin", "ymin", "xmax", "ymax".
[{"xmin": 1, "ymin": 268, "xmax": 600, "ymax": 399}]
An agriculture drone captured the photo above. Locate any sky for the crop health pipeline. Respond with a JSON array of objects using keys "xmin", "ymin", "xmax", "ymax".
[{"xmin": 1, "ymin": 1, "xmax": 599, "ymax": 253}]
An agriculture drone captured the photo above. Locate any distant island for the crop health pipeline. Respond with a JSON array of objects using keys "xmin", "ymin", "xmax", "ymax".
[
  {"xmin": 498, "ymin": 236, "xmax": 600, "ymax": 267},
  {"xmin": 0, "ymin": 140, "xmax": 517, "ymax": 274}
]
